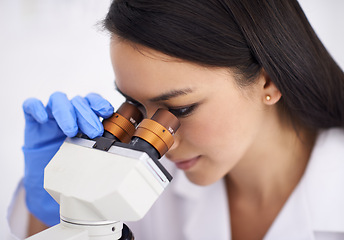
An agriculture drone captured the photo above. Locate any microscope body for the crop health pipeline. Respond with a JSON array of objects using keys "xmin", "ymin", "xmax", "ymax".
[
  {"xmin": 47, "ymin": 136, "xmax": 171, "ymax": 223},
  {"xmin": 27, "ymin": 136, "xmax": 171, "ymax": 240},
  {"xmin": 27, "ymin": 104, "xmax": 180, "ymax": 240}
]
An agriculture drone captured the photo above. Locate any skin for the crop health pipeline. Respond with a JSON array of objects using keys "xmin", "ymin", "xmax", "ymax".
[
  {"xmin": 112, "ymin": 39, "xmax": 270, "ymax": 186},
  {"xmin": 27, "ymin": 213, "xmax": 49, "ymax": 236},
  {"xmin": 27, "ymin": 37, "xmax": 316, "ymax": 239},
  {"xmin": 110, "ymin": 37, "xmax": 316, "ymax": 239}
]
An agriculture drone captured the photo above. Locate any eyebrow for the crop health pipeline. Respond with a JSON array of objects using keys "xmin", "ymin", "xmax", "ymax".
[
  {"xmin": 149, "ymin": 88, "xmax": 193, "ymax": 102},
  {"xmin": 115, "ymin": 83, "xmax": 193, "ymax": 103}
]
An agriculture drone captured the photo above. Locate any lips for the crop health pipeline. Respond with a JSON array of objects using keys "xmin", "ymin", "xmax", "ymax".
[{"xmin": 172, "ymin": 156, "xmax": 200, "ymax": 170}]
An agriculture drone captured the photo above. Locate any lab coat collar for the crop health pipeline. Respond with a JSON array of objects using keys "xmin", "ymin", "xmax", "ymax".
[
  {"xmin": 266, "ymin": 128, "xmax": 344, "ymax": 238},
  {"xmin": 304, "ymin": 128, "xmax": 344, "ymax": 233},
  {"xmin": 264, "ymin": 174, "xmax": 315, "ymax": 239}
]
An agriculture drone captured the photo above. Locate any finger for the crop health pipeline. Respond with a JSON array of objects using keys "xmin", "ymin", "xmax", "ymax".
[
  {"xmin": 85, "ymin": 93, "xmax": 114, "ymax": 119},
  {"xmin": 47, "ymin": 92, "xmax": 78, "ymax": 137},
  {"xmin": 71, "ymin": 96, "xmax": 104, "ymax": 139},
  {"xmin": 22, "ymin": 98, "xmax": 48, "ymax": 124}
]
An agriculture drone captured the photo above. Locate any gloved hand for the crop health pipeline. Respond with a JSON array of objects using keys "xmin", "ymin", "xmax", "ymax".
[{"xmin": 22, "ymin": 92, "xmax": 114, "ymax": 226}]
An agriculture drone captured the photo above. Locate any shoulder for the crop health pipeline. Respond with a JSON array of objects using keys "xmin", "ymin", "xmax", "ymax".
[
  {"xmin": 305, "ymin": 128, "xmax": 344, "ymax": 185},
  {"xmin": 304, "ymin": 127, "xmax": 344, "ymax": 233},
  {"xmin": 307, "ymin": 127, "xmax": 344, "ymax": 172},
  {"xmin": 313, "ymin": 127, "xmax": 344, "ymax": 155}
]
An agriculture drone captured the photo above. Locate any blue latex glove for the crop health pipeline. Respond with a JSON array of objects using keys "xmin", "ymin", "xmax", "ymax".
[{"xmin": 22, "ymin": 92, "xmax": 114, "ymax": 226}]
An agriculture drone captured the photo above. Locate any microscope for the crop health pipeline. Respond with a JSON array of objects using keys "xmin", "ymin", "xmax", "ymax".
[{"xmin": 27, "ymin": 101, "xmax": 180, "ymax": 240}]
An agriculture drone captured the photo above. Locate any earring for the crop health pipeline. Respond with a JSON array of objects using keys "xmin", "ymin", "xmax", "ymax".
[{"xmin": 265, "ymin": 95, "xmax": 271, "ymax": 101}]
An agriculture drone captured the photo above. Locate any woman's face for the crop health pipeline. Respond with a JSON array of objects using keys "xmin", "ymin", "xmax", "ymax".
[{"xmin": 110, "ymin": 39, "xmax": 270, "ymax": 186}]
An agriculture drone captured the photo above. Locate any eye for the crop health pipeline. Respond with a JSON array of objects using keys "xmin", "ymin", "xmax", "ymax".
[
  {"xmin": 125, "ymin": 99, "xmax": 146, "ymax": 116},
  {"xmin": 168, "ymin": 104, "xmax": 198, "ymax": 118},
  {"xmin": 127, "ymin": 99, "xmax": 141, "ymax": 108}
]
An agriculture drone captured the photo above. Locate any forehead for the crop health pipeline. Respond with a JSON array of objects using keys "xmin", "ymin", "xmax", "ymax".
[{"xmin": 110, "ymin": 38, "xmax": 233, "ymax": 99}]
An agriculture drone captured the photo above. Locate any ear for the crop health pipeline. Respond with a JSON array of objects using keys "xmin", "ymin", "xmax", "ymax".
[{"xmin": 259, "ymin": 70, "xmax": 282, "ymax": 105}]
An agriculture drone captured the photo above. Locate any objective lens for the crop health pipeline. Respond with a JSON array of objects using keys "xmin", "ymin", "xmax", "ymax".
[
  {"xmin": 102, "ymin": 102, "xmax": 143, "ymax": 143},
  {"xmin": 132, "ymin": 109, "xmax": 180, "ymax": 158}
]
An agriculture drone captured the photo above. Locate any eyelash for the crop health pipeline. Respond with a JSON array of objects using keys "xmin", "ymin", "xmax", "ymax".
[
  {"xmin": 168, "ymin": 104, "xmax": 198, "ymax": 118},
  {"xmin": 125, "ymin": 97, "xmax": 197, "ymax": 118},
  {"xmin": 126, "ymin": 99, "xmax": 146, "ymax": 113}
]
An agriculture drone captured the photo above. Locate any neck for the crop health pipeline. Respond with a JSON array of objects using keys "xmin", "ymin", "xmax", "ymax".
[{"xmin": 226, "ymin": 116, "xmax": 316, "ymax": 206}]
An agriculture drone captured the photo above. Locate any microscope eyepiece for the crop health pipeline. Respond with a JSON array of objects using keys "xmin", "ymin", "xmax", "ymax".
[
  {"xmin": 132, "ymin": 109, "xmax": 180, "ymax": 158},
  {"xmin": 95, "ymin": 103, "xmax": 180, "ymax": 159},
  {"xmin": 102, "ymin": 102, "xmax": 144, "ymax": 143},
  {"xmin": 151, "ymin": 109, "xmax": 181, "ymax": 135}
]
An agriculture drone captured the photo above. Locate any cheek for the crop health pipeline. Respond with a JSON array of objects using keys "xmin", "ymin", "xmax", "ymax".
[
  {"xmin": 180, "ymin": 106, "xmax": 234, "ymax": 156},
  {"xmin": 182, "ymin": 99, "xmax": 263, "ymax": 161}
]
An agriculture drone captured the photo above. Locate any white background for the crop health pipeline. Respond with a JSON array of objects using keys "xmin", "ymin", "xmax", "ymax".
[{"xmin": 0, "ymin": 0, "xmax": 343, "ymax": 239}]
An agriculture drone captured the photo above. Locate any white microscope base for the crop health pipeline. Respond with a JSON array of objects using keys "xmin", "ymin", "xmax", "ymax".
[
  {"xmin": 26, "ymin": 221, "xmax": 123, "ymax": 240},
  {"xmin": 26, "ymin": 224, "xmax": 88, "ymax": 240}
]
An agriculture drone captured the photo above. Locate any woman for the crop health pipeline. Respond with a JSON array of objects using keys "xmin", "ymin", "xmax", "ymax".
[{"xmin": 17, "ymin": 0, "xmax": 344, "ymax": 239}]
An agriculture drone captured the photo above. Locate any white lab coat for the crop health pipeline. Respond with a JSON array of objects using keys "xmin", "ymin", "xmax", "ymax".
[{"xmin": 8, "ymin": 128, "xmax": 344, "ymax": 239}]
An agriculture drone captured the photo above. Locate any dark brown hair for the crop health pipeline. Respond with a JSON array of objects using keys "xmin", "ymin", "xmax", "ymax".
[{"xmin": 104, "ymin": 0, "xmax": 344, "ymax": 129}]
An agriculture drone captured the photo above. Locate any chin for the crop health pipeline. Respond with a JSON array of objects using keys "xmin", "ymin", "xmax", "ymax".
[{"xmin": 184, "ymin": 171, "xmax": 220, "ymax": 186}]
